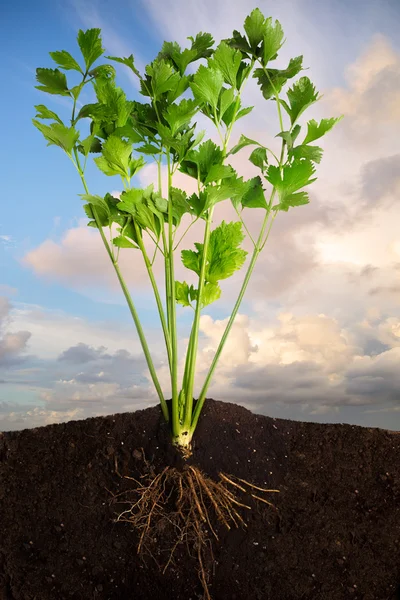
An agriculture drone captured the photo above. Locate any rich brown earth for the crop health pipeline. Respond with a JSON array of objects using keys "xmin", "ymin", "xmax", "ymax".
[{"xmin": 0, "ymin": 399, "xmax": 399, "ymax": 600}]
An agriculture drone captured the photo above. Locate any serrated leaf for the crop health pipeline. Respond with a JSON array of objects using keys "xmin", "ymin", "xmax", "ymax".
[
  {"xmin": 113, "ymin": 236, "xmax": 138, "ymax": 249},
  {"xmin": 244, "ymin": 8, "xmax": 267, "ymax": 51},
  {"xmin": 253, "ymin": 55, "xmax": 303, "ymax": 100},
  {"xmin": 249, "ymin": 147, "xmax": 267, "ymax": 171},
  {"xmin": 266, "ymin": 159, "xmax": 316, "ymax": 210},
  {"xmin": 219, "ymin": 87, "xmax": 235, "ymax": 122},
  {"xmin": 164, "ymin": 98, "xmax": 198, "ymax": 136},
  {"xmin": 208, "ymin": 41, "xmax": 242, "ymax": 87},
  {"xmin": 190, "ymin": 64, "xmax": 224, "ymax": 112},
  {"xmin": 129, "ymin": 155, "xmax": 146, "ymax": 177},
  {"xmin": 82, "ymin": 203, "xmax": 109, "ymax": 226},
  {"xmin": 142, "ymin": 59, "xmax": 181, "ymax": 99},
  {"xmin": 183, "ymin": 220, "xmax": 247, "ymax": 283},
  {"xmin": 35, "ymin": 68, "xmax": 69, "ymax": 96},
  {"xmin": 291, "ymin": 144, "xmax": 323, "ymax": 164},
  {"xmin": 238, "ymin": 176, "xmax": 267, "ymax": 209},
  {"xmin": 273, "ymin": 191, "xmax": 310, "ymax": 211},
  {"xmin": 226, "ymin": 30, "xmax": 252, "ymax": 55},
  {"xmin": 77, "ymin": 29, "xmax": 104, "ymax": 70},
  {"xmin": 49, "ymin": 50, "xmax": 82, "ymax": 73},
  {"xmin": 175, "ymin": 281, "xmax": 192, "ymax": 307},
  {"xmin": 235, "ymin": 105, "xmax": 254, "ymax": 121},
  {"xmin": 89, "ymin": 64, "xmax": 116, "ymax": 81},
  {"xmin": 169, "ymin": 188, "xmax": 194, "ymax": 226},
  {"xmin": 79, "ymin": 194, "xmax": 110, "ymax": 216},
  {"xmin": 281, "ymin": 77, "xmax": 320, "ymax": 125},
  {"xmin": 189, "ymin": 282, "xmax": 221, "ymax": 307},
  {"xmin": 34, "ymin": 104, "xmax": 63, "ymax": 124},
  {"xmin": 262, "ymin": 17, "xmax": 285, "ymax": 63},
  {"xmin": 229, "ymin": 133, "xmax": 262, "ymax": 156},
  {"xmin": 204, "ymin": 164, "xmax": 236, "ymax": 185},
  {"xmin": 32, "ymin": 120, "xmax": 79, "ymax": 153},
  {"xmin": 94, "ymin": 135, "xmax": 132, "ymax": 177},
  {"xmin": 276, "ymin": 130, "xmax": 294, "ymax": 150},
  {"xmin": 180, "ymin": 139, "xmax": 223, "ymax": 183},
  {"xmin": 106, "ymin": 54, "xmax": 141, "ymax": 78},
  {"xmin": 303, "ymin": 116, "xmax": 344, "ymax": 145}
]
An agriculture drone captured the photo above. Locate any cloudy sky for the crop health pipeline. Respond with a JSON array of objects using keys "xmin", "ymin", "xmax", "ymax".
[{"xmin": 1, "ymin": 0, "xmax": 400, "ymax": 432}]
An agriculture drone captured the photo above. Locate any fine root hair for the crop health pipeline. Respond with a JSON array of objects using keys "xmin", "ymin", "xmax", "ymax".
[{"xmin": 106, "ymin": 457, "xmax": 279, "ymax": 600}]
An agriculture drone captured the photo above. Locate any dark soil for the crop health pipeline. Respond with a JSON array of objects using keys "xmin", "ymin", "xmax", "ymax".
[{"xmin": 1, "ymin": 399, "xmax": 400, "ymax": 600}]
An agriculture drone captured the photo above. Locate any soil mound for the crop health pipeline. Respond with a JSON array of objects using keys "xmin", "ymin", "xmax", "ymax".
[{"xmin": 1, "ymin": 399, "xmax": 399, "ymax": 599}]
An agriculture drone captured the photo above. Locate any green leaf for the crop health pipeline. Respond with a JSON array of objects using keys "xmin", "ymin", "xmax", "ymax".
[
  {"xmin": 169, "ymin": 188, "xmax": 194, "ymax": 226},
  {"xmin": 188, "ymin": 32, "xmax": 214, "ymax": 61},
  {"xmin": 199, "ymin": 282, "xmax": 221, "ymax": 307},
  {"xmin": 35, "ymin": 68, "xmax": 69, "ymax": 96},
  {"xmin": 266, "ymin": 159, "xmax": 316, "ymax": 211},
  {"xmin": 276, "ymin": 130, "xmax": 294, "ymax": 150},
  {"xmin": 106, "ymin": 54, "xmax": 141, "ymax": 78},
  {"xmin": 253, "ymin": 55, "xmax": 303, "ymax": 100},
  {"xmin": 190, "ymin": 64, "xmax": 224, "ymax": 112},
  {"xmin": 82, "ymin": 203, "xmax": 109, "ymax": 227},
  {"xmin": 207, "ymin": 220, "xmax": 248, "ymax": 282},
  {"xmin": 94, "ymin": 135, "xmax": 132, "ymax": 177},
  {"xmin": 244, "ymin": 8, "xmax": 267, "ymax": 51},
  {"xmin": 113, "ymin": 236, "xmax": 138, "ymax": 249},
  {"xmin": 181, "ymin": 249, "xmax": 201, "ymax": 274},
  {"xmin": 227, "ymin": 30, "xmax": 252, "ymax": 56},
  {"xmin": 79, "ymin": 194, "xmax": 110, "ymax": 217},
  {"xmin": 180, "ymin": 139, "xmax": 223, "ymax": 183},
  {"xmin": 219, "ymin": 87, "xmax": 235, "ymax": 121},
  {"xmin": 249, "ymin": 147, "xmax": 268, "ymax": 171},
  {"xmin": 281, "ymin": 77, "xmax": 320, "ymax": 125},
  {"xmin": 208, "ymin": 41, "xmax": 242, "ymax": 88},
  {"xmin": 235, "ymin": 105, "xmax": 254, "ymax": 121},
  {"xmin": 89, "ymin": 64, "xmax": 116, "ymax": 81},
  {"xmin": 49, "ymin": 50, "xmax": 83, "ymax": 73},
  {"xmin": 303, "ymin": 116, "xmax": 344, "ymax": 145},
  {"xmin": 32, "ymin": 120, "xmax": 79, "ymax": 153},
  {"xmin": 229, "ymin": 133, "xmax": 262, "ymax": 156},
  {"xmin": 164, "ymin": 98, "xmax": 198, "ymax": 136},
  {"xmin": 77, "ymin": 29, "xmax": 104, "ymax": 70},
  {"xmin": 78, "ymin": 134, "xmax": 101, "ymax": 155},
  {"xmin": 129, "ymin": 155, "xmax": 146, "ymax": 177},
  {"xmin": 272, "ymin": 191, "xmax": 310, "ymax": 212},
  {"xmin": 204, "ymin": 164, "xmax": 235, "ymax": 185},
  {"xmin": 291, "ymin": 124, "xmax": 301, "ymax": 144},
  {"xmin": 262, "ymin": 17, "xmax": 285, "ymax": 63},
  {"xmin": 142, "ymin": 59, "xmax": 181, "ymax": 99},
  {"xmin": 34, "ymin": 104, "xmax": 63, "ymax": 124},
  {"xmin": 175, "ymin": 281, "xmax": 193, "ymax": 307},
  {"xmin": 239, "ymin": 176, "xmax": 268, "ymax": 210},
  {"xmin": 189, "ymin": 282, "xmax": 221, "ymax": 307},
  {"xmin": 291, "ymin": 144, "xmax": 323, "ymax": 164}
]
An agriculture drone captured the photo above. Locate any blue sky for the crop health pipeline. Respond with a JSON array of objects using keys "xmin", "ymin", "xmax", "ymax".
[{"xmin": 1, "ymin": 0, "xmax": 400, "ymax": 431}]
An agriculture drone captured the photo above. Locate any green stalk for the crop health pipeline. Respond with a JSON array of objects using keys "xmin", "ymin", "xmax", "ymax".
[
  {"xmin": 166, "ymin": 149, "xmax": 180, "ymax": 437},
  {"xmin": 74, "ymin": 165, "xmax": 169, "ymax": 423},
  {"xmin": 134, "ymin": 222, "xmax": 173, "ymax": 375},
  {"xmin": 182, "ymin": 205, "xmax": 214, "ymax": 428},
  {"xmin": 190, "ymin": 194, "xmax": 277, "ymax": 433},
  {"xmin": 190, "ymin": 109, "xmax": 287, "ymax": 434}
]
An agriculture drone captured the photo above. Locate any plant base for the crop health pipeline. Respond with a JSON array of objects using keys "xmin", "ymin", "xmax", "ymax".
[
  {"xmin": 108, "ymin": 463, "xmax": 279, "ymax": 599},
  {"xmin": 172, "ymin": 430, "xmax": 193, "ymax": 458}
]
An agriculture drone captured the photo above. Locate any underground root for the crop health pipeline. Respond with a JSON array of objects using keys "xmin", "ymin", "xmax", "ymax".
[{"xmin": 107, "ymin": 461, "xmax": 280, "ymax": 600}]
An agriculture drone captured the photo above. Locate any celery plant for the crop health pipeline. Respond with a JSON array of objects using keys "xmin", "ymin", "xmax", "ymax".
[{"xmin": 33, "ymin": 9, "xmax": 342, "ymax": 452}]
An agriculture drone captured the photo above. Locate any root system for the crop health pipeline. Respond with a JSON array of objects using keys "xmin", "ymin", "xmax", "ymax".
[{"xmin": 107, "ymin": 451, "xmax": 279, "ymax": 600}]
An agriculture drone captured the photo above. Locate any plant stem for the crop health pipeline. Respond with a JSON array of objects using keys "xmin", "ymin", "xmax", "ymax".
[
  {"xmin": 166, "ymin": 150, "xmax": 180, "ymax": 437},
  {"xmin": 134, "ymin": 222, "xmax": 173, "ymax": 375},
  {"xmin": 183, "ymin": 205, "xmax": 214, "ymax": 429},
  {"xmin": 190, "ymin": 193, "xmax": 276, "ymax": 433},
  {"xmin": 72, "ymin": 156, "xmax": 169, "ymax": 423}
]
